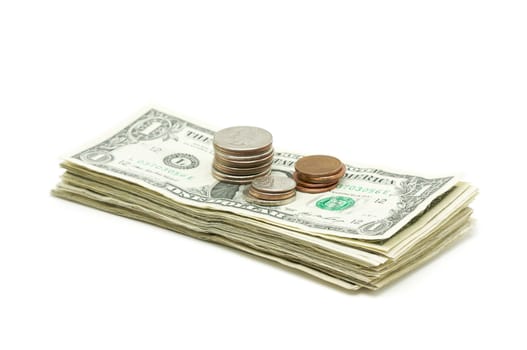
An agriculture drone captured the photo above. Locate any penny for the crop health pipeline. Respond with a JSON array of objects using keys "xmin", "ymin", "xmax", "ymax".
[
  {"xmin": 214, "ymin": 126, "xmax": 273, "ymax": 155},
  {"xmin": 251, "ymin": 175, "xmax": 297, "ymax": 193},
  {"xmin": 243, "ymin": 189, "xmax": 296, "ymax": 206},
  {"xmin": 294, "ymin": 155, "xmax": 343, "ymax": 177},
  {"xmin": 295, "ymin": 182, "xmax": 339, "ymax": 193},
  {"xmin": 293, "ymin": 172, "xmax": 338, "ymax": 188},
  {"xmin": 213, "ymin": 160, "xmax": 273, "ymax": 176},
  {"xmin": 248, "ymin": 188, "xmax": 296, "ymax": 201},
  {"xmin": 297, "ymin": 164, "xmax": 347, "ymax": 184}
]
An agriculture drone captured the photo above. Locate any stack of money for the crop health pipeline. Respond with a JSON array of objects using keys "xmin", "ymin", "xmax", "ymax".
[
  {"xmin": 294, "ymin": 155, "xmax": 346, "ymax": 193},
  {"xmin": 244, "ymin": 175, "xmax": 297, "ymax": 206},
  {"xmin": 52, "ymin": 109, "xmax": 478, "ymax": 291},
  {"xmin": 212, "ymin": 126, "xmax": 274, "ymax": 184}
]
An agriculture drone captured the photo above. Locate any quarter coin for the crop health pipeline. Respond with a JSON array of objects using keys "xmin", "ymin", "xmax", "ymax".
[
  {"xmin": 214, "ymin": 147, "xmax": 274, "ymax": 161},
  {"xmin": 213, "ymin": 161, "xmax": 273, "ymax": 176},
  {"xmin": 243, "ymin": 189, "xmax": 296, "ymax": 206},
  {"xmin": 248, "ymin": 188, "xmax": 296, "ymax": 201},
  {"xmin": 214, "ymin": 126, "xmax": 273, "ymax": 155},
  {"xmin": 212, "ymin": 167, "xmax": 271, "ymax": 184},
  {"xmin": 251, "ymin": 175, "xmax": 297, "ymax": 193},
  {"xmin": 214, "ymin": 151, "xmax": 274, "ymax": 168}
]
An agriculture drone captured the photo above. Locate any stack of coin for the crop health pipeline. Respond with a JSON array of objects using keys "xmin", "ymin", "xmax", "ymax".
[
  {"xmin": 212, "ymin": 126, "xmax": 274, "ymax": 184},
  {"xmin": 293, "ymin": 155, "xmax": 346, "ymax": 193},
  {"xmin": 244, "ymin": 175, "xmax": 297, "ymax": 206}
]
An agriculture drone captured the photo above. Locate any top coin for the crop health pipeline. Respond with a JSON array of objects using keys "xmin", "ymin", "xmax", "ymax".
[
  {"xmin": 214, "ymin": 126, "xmax": 273, "ymax": 154},
  {"xmin": 294, "ymin": 155, "xmax": 343, "ymax": 177},
  {"xmin": 251, "ymin": 175, "xmax": 297, "ymax": 193}
]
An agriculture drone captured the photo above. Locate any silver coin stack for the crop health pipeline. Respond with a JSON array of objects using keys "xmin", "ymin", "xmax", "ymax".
[
  {"xmin": 244, "ymin": 175, "xmax": 297, "ymax": 206},
  {"xmin": 212, "ymin": 126, "xmax": 274, "ymax": 184}
]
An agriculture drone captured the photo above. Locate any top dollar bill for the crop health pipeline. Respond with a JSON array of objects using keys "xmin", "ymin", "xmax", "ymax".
[{"xmin": 65, "ymin": 109, "xmax": 457, "ymax": 241}]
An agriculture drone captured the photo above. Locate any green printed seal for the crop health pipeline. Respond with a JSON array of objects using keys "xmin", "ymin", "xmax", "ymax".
[{"xmin": 316, "ymin": 196, "xmax": 355, "ymax": 211}]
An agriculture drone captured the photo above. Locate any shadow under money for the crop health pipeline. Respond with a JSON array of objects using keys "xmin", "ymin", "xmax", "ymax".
[{"xmin": 210, "ymin": 169, "xmax": 294, "ymax": 199}]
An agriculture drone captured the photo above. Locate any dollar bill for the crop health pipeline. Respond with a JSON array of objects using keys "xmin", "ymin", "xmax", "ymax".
[
  {"xmin": 64, "ymin": 108, "xmax": 457, "ymax": 241},
  {"xmin": 52, "ymin": 171, "xmax": 474, "ymax": 290},
  {"xmin": 53, "ymin": 108, "xmax": 478, "ymax": 290}
]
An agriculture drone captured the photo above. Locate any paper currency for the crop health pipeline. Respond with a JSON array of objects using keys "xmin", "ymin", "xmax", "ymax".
[{"xmin": 52, "ymin": 108, "xmax": 477, "ymax": 290}]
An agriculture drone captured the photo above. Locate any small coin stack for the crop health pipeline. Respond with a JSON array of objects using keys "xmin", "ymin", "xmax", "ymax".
[
  {"xmin": 244, "ymin": 175, "xmax": 297, "ymax": 206},
  {"xmin": 212, "ymin": 126, "xmax": 274, "ymax": 184},
  {"xmin": 293, "ymin": 155, "xmax": 346, "ymax": 193}
]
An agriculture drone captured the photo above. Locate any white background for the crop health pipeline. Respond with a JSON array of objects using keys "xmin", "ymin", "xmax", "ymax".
[{"xmin": 1, "ymin": 1, "xmax": 526, "ymax": 349}]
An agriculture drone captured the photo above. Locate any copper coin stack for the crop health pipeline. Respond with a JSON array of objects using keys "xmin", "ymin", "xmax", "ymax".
[
  {"xmin": 293, "ymin": 155, "xmax": 346, "ymax": 193},
  {"xmin": 212, "ymin": 126, "xmax": 274, "ymax": 184},
  {"xmin": 244, "ymin": 175, "xmax": 297, "ymax": 206}
]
